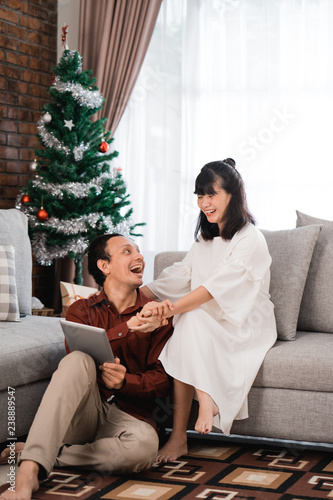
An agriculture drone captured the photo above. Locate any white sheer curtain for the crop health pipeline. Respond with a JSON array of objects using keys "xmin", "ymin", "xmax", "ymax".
[{"xmin": 113, "ymin": 0, "xmax": 333, "ymax": 280}]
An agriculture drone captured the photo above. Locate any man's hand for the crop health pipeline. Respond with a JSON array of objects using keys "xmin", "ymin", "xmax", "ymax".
[
  {"xmin": 139, "ymin": 300, "xmax": 174, "ymax": 320},
  {"xmin": 129, "ymin": 313, "xmax": 168, "ymax": 332},
  {"xmin": 127, "ymin": 313, "xmax": 167, "ymax": 333},
  {"xmin": 99, "ymin": 358, "xmax": 126, "ymax": 390}
]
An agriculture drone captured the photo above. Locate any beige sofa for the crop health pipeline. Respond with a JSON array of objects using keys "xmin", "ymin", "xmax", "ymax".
[{"xmin": 153, "ymin": 214, "xmax": 333, "ymax": 450}]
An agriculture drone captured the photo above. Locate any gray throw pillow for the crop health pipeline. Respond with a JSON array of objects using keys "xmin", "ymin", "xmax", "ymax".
[
  {"xmin": 296, "ymin": 211, "xmax": 333, "ymax": 333},
  {"xmin": 0, "ymin": 245, "xmax": 20, "ymax": 322},
  {"xmin": 260, "ymin": 225, "xmax": 321, "ymax": 341},
  {"xmin": 0, "ymin": 209, "xmax": 32, "ymax": 314}
]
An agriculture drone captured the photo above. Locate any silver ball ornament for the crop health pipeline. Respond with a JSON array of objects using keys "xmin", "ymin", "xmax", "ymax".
[
  {"xmin": 43, "ymin": 112, "xmax": 52, "ymax": 123},
  {"xmin": 30, "ymin": 159, "xmax": 38, "ymax": 171}
]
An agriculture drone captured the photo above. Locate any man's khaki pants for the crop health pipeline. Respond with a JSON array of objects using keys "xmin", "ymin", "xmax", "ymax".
[{"xmin": 19, "ymin": 351, "xmax": 159, "ymax": 477}]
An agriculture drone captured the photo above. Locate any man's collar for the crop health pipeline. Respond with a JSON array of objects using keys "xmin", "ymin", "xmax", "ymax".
[
  {"xmin": 88, "ymin": 287, "xmax": 149, "ymax": 312},
  {"xmin": 89, "ymin": 288, "xmax": 108, "ymax": 306}
]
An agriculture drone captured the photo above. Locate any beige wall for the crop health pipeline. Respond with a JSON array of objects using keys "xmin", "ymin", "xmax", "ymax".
[{"xmin": 57, "ymin": 0, "xmax": 80, "ymax": 60}]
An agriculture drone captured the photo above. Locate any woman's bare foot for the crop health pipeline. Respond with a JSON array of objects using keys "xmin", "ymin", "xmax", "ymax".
[
  {"xmin": 0, "ymin": 460, "xmax": 40, "ymax": 500},
  {"xmin": 156, "ymin": 434, "xmax": 188, "ymax": 463},
  {"xmin": 0, "ymin": 443, "xmax": 25, "ymax": 465},
  {"xmin": 195, "ymin": 391, "xmax": 219, "ymax": 434}
]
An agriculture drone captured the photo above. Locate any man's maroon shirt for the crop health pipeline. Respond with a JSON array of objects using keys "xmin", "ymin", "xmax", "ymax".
[{"xmin": 66, "ymin": 289, "xmax": 173, "ymax": 431}]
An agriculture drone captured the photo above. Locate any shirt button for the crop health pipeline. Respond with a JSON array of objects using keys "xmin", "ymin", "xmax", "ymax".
[
  {"xmin": 118, "ymin": 332, "xmax": 122, "ymax": 336},
  {"xmin": 118, "ymin": 314, "xmax": 122, "ymax": 318}
]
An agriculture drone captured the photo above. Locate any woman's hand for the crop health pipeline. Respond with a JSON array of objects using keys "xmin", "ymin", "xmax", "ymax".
[
  {"xmin": 139, "ymin": 300, "xmax": 174, "ymax": 320},
  {"xmin": 130, "ymin": 314, "xmax": 168, "ymax": 332}
]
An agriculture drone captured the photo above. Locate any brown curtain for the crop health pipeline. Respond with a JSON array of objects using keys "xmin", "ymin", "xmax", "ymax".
[{"xmin": 79, "ymin": 0, "xmax": 162, "ymax": 136}]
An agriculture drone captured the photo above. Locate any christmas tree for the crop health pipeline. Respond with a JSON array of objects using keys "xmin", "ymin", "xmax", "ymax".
[{"xmin": 16, "ymin": 48, "xmax": 144, "ymax": 285}]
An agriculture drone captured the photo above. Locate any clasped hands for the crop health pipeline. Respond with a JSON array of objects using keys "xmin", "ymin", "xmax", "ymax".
[
  {"xmin": 127, "ymin": 300, "xmax": 174, "ymax": 333},
  {"xmin": 100, "ymin": 301, "xmax": 174, "ymax": 390}
]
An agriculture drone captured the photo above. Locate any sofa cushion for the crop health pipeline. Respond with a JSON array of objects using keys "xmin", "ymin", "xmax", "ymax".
[
  {"xmin": 260, "ymin": 226, "xmax": 321, "ymax": 340},
  {"xmin": 0, "ymin": 315, "xmax": 66, "ymax": 391},
  {"xmin": 0, "ymin": 209, "xmax": 32, "ymax": 314},
  {"xmin": 296, "ymin": 211, "xmax": 333, "ymax": 333},
  {"xmin": 253, "ymin": 331, "xmax": 333, "ymax": 392},
  {"xmin": 154, "ymin": 251, "xmax": 187, "ymax": 280},
  {"xmin": 0, "ymin": 245, "xmax": 20, "ymax": 322}
]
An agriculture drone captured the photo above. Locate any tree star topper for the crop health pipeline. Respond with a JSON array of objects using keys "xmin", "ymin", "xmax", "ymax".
[{"xmin": 62, "ymin": 24, "xmax": 69, "ymax": 50}]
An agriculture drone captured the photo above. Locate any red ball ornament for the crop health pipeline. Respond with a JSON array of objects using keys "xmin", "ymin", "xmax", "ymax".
[
  {"xmin": 98, "ymin": 141, "xmax": 109, "ymax": 153},
  {"xmin": 36, "ymin": 208, "xmax": 49, "ymax": 221},
  {"xmin": 21, "ymin": 194, "xmax": 32, "ymax": 204}
]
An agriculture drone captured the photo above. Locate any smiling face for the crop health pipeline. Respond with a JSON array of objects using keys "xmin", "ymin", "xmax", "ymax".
[
  {"xmin": 197, "ymin": 182, "xmax": 232, "ymax": 231},
  {"xmin": 97, "ymin": 236, "xmax": 145, "ymax": 289}
]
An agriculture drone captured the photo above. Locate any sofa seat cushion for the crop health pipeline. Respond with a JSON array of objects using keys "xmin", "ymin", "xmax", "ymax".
[
  {"xmin": 0, "ymin": 315, "xmax": 66, "ymax": 391},
  {"xmin": 254, "ymin": 331, "xmax": 333, "ymax": 392}
]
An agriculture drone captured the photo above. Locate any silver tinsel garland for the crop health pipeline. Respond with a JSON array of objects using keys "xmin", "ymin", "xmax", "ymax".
[
  {"xmin": 16, "ymin": 193, "xmax": 132, "ymax": 237},
  {"xmin": 37, "ymin": 119, "xmax": 89, "ymax": 160},
  {"xmin": 30, "ymin": 219, "xmax": 132, "ymax": 265},
  {"xmin": 31, "ymin": 233, "xmax": 89, "ymax": 265},
  {"xmin": 30, "ymin": 213, "xmax": 101, "ymax": 234},
  {"xmin": 73, "ymin": 142, "xmax": 90, "ymax": 161},
  {"xmin": 52, "ymin": 76, "xmax": 103, "ymax": 109},
  {"xmin": 30, "ymin": 171, "xmax": 117, "ymax": 198},
  {"xmin": 27, "ymin": 213, "xmax": 131, "ymax": 236},
  {"xmin": 37, "ymin": 119, "xmax": 70, "ymax": 154}
]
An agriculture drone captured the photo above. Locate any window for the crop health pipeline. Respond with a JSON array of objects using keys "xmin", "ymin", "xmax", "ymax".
[{"xmin": 114, "ymin": 0, "xmax": 333, "ymax": 272}]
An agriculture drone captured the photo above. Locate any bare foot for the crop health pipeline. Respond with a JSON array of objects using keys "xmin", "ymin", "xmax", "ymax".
[
  {"xmin": 0, "ymin": 443, "xmax": 25, "ymax": 465},
  {"xmin": 156, "ymin": 434, "xmax": 188, "ymax": 463},
  {"xmin": 0, "ymin": 460, "xmax": 39, "ymax": 500},
  {"xmin": 195, "ymin": 391, "xmax": 219, "ymax": 435}
]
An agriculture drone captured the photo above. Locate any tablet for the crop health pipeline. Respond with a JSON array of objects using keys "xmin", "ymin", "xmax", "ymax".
[{"xmin": 60, "ymin": 319, "xmax": 115, "ymax": 366}]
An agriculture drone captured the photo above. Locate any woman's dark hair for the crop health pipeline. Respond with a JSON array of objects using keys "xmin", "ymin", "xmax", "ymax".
[
  {"xmin": 194, "ymin": 158, "xmax": 255, "ymax": 241},
  {"xmin": 87, "ymin": 233, "xmax": 123, "ymax": 287}
]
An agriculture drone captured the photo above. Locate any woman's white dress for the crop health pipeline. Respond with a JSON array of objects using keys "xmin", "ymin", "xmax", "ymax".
[{"xmin": 147, "ymin": 223, "xmax": 277, "ymax": 436}]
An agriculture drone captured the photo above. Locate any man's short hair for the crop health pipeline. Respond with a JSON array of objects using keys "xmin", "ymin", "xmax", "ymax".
[{"xmin": 87, "ymin": 233, "xmax": 123, "ymax": 287}]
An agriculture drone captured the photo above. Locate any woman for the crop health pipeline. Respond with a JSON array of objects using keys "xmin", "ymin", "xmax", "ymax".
[{"xmin": 140, "ymin": 159, "xmax": 277, "ymax": 462}]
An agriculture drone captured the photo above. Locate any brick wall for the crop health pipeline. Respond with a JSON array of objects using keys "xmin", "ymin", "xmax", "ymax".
[{"xmin": 0, "ymin": 0, "xmax": 58, "ymax": 307}]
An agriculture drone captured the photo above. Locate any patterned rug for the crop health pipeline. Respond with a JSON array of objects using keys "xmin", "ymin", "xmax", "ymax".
[{"xmin": 1, "ymin": 439, "xmax": 333, "ymax": 499}]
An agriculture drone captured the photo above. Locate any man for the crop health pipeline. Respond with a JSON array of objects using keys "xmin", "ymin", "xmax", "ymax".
[{"xmin": 0, "ymin": 234, "xmax": 173, "ymax": 500}]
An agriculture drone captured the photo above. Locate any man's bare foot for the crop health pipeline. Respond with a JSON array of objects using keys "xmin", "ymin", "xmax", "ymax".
[
  {"xmin": 0, "ymin": 443, "xmax": 25, "ymax": 465},
  {"xmin": 195, "ymin": 391, "xmax": 219, "ymax": 434},
  {"xmin": 156, "ymin": 434, "xmax": 188, "ymax": 463},
  {"xmin": 0, "ymin": 460, "xmax": 40, "ymax": 500}
]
